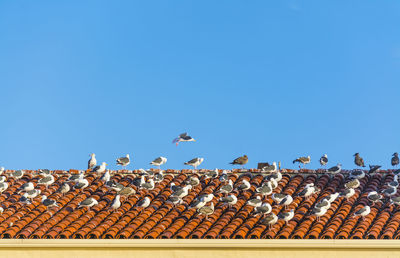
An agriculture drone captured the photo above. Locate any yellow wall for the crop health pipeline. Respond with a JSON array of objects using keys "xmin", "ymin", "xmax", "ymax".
[{"xmin": 1, "ymin": 240, "xmax": 400, "ymax": 258}]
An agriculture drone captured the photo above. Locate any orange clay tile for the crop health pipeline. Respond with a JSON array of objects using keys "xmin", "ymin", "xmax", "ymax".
[{"xmin": 0, "ymin": 169, "xmax": 400, "ymax": 239}]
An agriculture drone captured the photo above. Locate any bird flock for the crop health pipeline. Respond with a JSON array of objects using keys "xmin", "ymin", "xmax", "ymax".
[{"xmin": 0, "ymin": 132, "xmax": 399, "ymax": 237}]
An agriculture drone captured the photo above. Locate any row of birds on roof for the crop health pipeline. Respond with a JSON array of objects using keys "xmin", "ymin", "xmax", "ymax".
[
  {"xmin": 0, "ymin": 132, "xmax": 398, "ymax": 229},
  {"xmin": 0, "ymin": 160, "xmax": 400, "ymax": 228}
]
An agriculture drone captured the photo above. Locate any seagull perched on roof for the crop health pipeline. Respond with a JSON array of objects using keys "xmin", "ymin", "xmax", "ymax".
[
  {"xmin": 185, "ymin": 175, "xmax": 200, "ymax": 186},
  {"xmin": 219, "ymin": 179, "xmax": 233, "ymax": 195},
  {"xmin": 293, "ymin": 156, "xmax": 311, "ymax": 168},
  {"xmin": 79, "ymin": 197, "xmax": 98, "ymax": 211},
  {"xmin": 184, "ymin": 158, "xmax": 204, "ymax": 170},
  {"xmin": 340, "ymin": 188, "xmax": 356, "ymax": 200},
  {"xmin": 116, "ymin": 154, "xmax": 130, "ymax": 170},
  {"xmin": 154, "ymin": 171, "xmax": 165, "ymax": 183},
  {"xmin": 261, "ymin": 213, "xmax": 278, "ymax": 230},
  {"xmin": 256, "ymin": 182, "xmax": 273, "ymax": 196},
  {"xmin": 38, "ymin": 174, "xmax": 55, "ymax": 189},
  {"xmin": 150, "ymin": 157, "xmax": 167, "ymax": 169},
  {"xmin": 262, "ymin": 162, "xmax": 277, "ymax": 173},
  {"xmin": 24, "ymin": 189, "xmax": 41, "ymax": 200},
  {"xmin": 172, "ymin": 132, "xmax": 196, "ymax": 146},
  {"xmin": 18, "ymin": 182, "xmax": 34, "ymax": 193},
  {"xmin": 272, "ymin": 193, "xmax": 287, "ymax": 204},
  {"xmin": 382, "ymin": 186, "xmax": 397, "ymax": 197},
  {"xmin": 353, "ymin": 205, "xmax": 371, "ymax": 221},
  {"xmin": 220, "ymin": 194, "xmax": 237, "ymax": 208},
  {"xmin": 278, "ymin": 209, "xmax": 295, "ymax": 225},
  {"xmin": 298, "ymin": 185, "xmax": 320, "ymax": 200},
  {"xmin": 88, "ymin": 153, "xmax": 97, "ymax": 170},
  {"xmin": 118, "ymin": 186, "xmax": 136, "ymax": 198},
  {"xmin": 100, "ymin": 170, "xmax": 111, "ymax": 182},
  {"xmin": 0, "ymin": 167, "xmax": 4, "ymax": 175},
  {"xmin": 11, "ymin": 170, "xmax": 24, "ymax": 180},
  {"xmin": 219, "ymin": 170, "xmax": 229, "ymax": 182},
  {"xmin": 327, "ymin": 164, "xmax": 342, "ymax": 174},
  {"xmin": 254, "ymin": 203, "xmax": 272, "ymax": 217},
  {"xmin": 171, "ymin": 185, "xmax": 192, "ymax": 199},
  {"xmin": 279, "ymin": 195, "xmax": 293, "ymax": 210},
  {"xmin": 68, "ymin": 171, "xmax": 84, "ymax": 182},
  {"xmin": 205, "ymin": 169, "xmax": 219, "ymax": 179},
  {"xmin": 367, "ymin": 191, "xmax": 382, "ymax": 205},
  {"xmin": 345, "ymin": 179, "xmax": 360, "ymax": 189},
  {"xmin": 319, "ymin": 154, "xmax": 328, "ymax": 167},
  {"xmin": 198, "ymin": 202, "xmax": 214, "ymax": 220},
  {"xmin": 312, "ymin": 206, "xmax": 328, "ymax": 222},
  {"xmin": 392, "ymin": 153, "xmax": 399, "ymax": 168},
  {"xmin": 390, "ymin": 196, "xmax": 400, "ymax": 206},
  {"xmin": 230, "ymin": 155, "xmax": 248, "ymax": 169},
  {"xmin": 74, "ymin": 178, "xmax": 89, "ymax": 191},
  {"xmin": 137, "ymin": 196, "xmax": 151, "ymax": 208},
  {"xmin": 354, "ymin": 153, "xmax": 366, "ymax": 168},
  {"xmin": 41, "ymin": 195, "xmax": 58, "ymax": 211},
  {"xmin": 369, "ymin": 165, "xmax": 381, "ymax": 173},
  {"xmin": 110, "ymin": 195, "xmax": 121, "ymax": 211},
  {"xmin": 59, "ymin": 182, "xmax": 70, "ymax": 196},
  {"xmin": 247, "ymin": 196, "xmax": 262, "ymax": 207},
  {"xmin": 349, "ymin": 170, "xmax": 365, "ymax": 180},
  {"xmin": 0, "ymin": 176, "xmax": 5, "ymax": 183},
  {"xmin": 0, "ymin": 182, "xmax": 8, "ymax": 193},
  {"xmin": 92, "ymin": 162, "xmax": 107, "ymax": 174},
  {"xmin": 237, "ymin": 179, "xmax": 251, "ymax": 191},
  {"xmin": 388, "ymin": 175, "xmax": 399, "ymax": 188},
  {"xmin": 140, "ymin": 178, "xmax": 155, "ymax": 190}
]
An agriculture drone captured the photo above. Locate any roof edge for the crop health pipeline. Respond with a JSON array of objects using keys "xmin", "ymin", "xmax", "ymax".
[{"xmin": 0, "ymin": 239, "xmax": 400, "ymax": 249}]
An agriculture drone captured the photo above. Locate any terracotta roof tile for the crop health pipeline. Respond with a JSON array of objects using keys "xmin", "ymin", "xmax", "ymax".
[{"xmin": 0, "ymin": 169, "xmax": 400, "ymax": 239}]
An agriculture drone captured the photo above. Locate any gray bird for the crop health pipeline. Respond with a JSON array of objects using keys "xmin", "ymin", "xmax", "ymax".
[
  {"xmin": 150, "ymin": 157, "xmax": 167, "ymax": 169},
  {"xmin": 79, "ymin": 197, "xmax": 98, "ymax": 210},
  {"xmin": 198, "ymin": 202, "xmax": 214, "ymax": 220},
  {"xmin": 293, "ymin": 156, "xmax": 311, "ymax": 168},
  {"xmin": 116, "ymin": 154, "xmax": 130, "ymax": 170},
  {"xmin": 345, "ymin": 179, "xmax": 360, "ymax": 189},
  {"xmin": 369, "ymin": 165, "xmax": 381, "ymax": 173},
  {"xmin": 327, "ymin": 163, "xmax": 342, "ymax": 174},
  {"xmin": 260, "ymin": 213, "xmax": 278, "ymax": 230}
]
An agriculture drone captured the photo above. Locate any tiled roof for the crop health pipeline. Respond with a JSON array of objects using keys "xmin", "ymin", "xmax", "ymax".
[{"xmin": 0, "ymin": 169, "xmax": 399, "ymax": 239}]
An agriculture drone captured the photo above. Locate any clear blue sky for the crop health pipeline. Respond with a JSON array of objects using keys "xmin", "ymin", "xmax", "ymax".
[{"xmin": 1, "ymin": 1, "xmax": 399, "ymax": 171}]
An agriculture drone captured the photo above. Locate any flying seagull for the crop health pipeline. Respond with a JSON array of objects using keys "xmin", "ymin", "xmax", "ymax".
[
  {"xmin": 319, "ymin": 154, "xmax": 328, "ymax": 167},
  {"xmin": 392, "ymin": 153, "xmax": 399, "ymax": 168},
  {"xmin": 293, "ymin": 156, "xmax": 311, "ymax": 168},
  {"xmin": 150, "ymin": 157, "xmax": 167, "ymax": 169},
  {"xmin": 116, "ymin": 154, "xmax": 130, "ymax": 170},
  {"xmin": 88, "ymin": 153, "xmax": 97, "ymax": 170},
  {"xmin": 184, "ymin": 158, "xmax": 204, "ymax": 170},
  {"xmin": 354, "ymin": 153, "xmax": 366, "ymax": 167},
  {"xmin": 230, "ymin": 155, "xmax": 249, "ymax": 169},
  {"xmin": 172, "ymin": 132, "xmax": 196, "ymax": 146}
]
